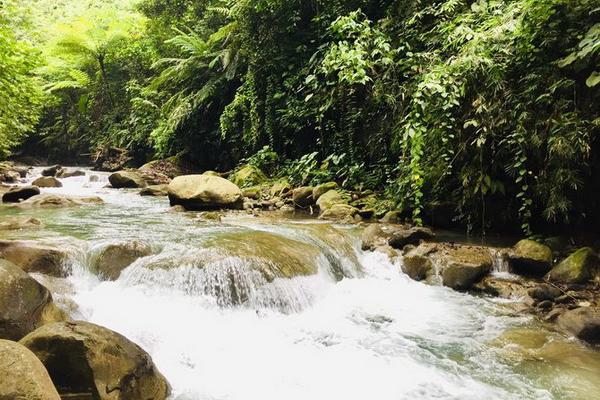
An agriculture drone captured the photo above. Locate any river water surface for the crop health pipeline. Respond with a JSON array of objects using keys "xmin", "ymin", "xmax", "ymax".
[{"xmin": 3, "ymin": 168, "xmax": 600, "ymax": 400}]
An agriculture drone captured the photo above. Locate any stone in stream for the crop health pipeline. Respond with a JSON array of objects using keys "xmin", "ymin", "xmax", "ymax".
[
  {"xmin": 527, "ymin": 283, "xmax": 562, "ymax": 302},
  {"xmin": 546, "ymin": 247, "xmax": 600, "ymax": 284},
  {"xmin": 315, "ymin": 189, "xmax": 349, "ymax": 211},
  {"xmin": 557, "ymin": 307, "xmax": 600, "ymax": 344},
  {"xmin": 139, "ymin": 184, "xmax": 169, "ymax": 196},
  {"xmin": 20, "ymin": 321, "xmax": 170, "ymax": 400},
  {"xmin": 0, "ymin": 240, "xmax": 69, "ymax": 277},
  {"xmin": 57, "ymin": 169, "xmax": 85, "ymax": 178},
  {"xmin": 388, "ymin": 226, "xmax": 434, "ymax": 249},
  {"xmin": 92, "ymin": 241, "xmax": 153, "ymax": 280},
  {"xmin": 0, "ymin": 216, "xmax": 43, "ymax": 230},
  {"xmin": 32, "ymin": 176, "xmax": 63, "ymax": 188},
  {"xmin": 41, "ymin": 165, "xmax": 62, "ymax": 177},
  {"xmin": 168, "ymin": 174, "xmax": 243, "ymax": 210},
  {"xmin": 12, "ymin": 193, "xmax": 104, "ymax": 208},
  {"xmin": 401, "ymin": 252, "xmax": 433, "ymax": 281},
  {"xmin": 0, "ymin": 260, "xmax": 65, "ymax": 340},
  {"xmin": 2, "ymin": 185, "xmax": 40, "ymax": 202},
  {"xmin": 319, "ymin": 203, "xmax": 361, "ymax": 223},
  {"xmin": 0, "ymin": 339, "xmax": 61, "ymax": 400},
  {"xmin": 292, "ymin": 186, "xmax": 315, "ymax": 208},
  {"xmin": 109, "ymin": 170, "xmax": 147, "ymax": 188},
  {"xmin": 507, "ymin": 239, "xmax": 553, "ymax": 276},
  {"xmin": 440, "ymin": 245, "xmax": 493, "ymax": 290}
]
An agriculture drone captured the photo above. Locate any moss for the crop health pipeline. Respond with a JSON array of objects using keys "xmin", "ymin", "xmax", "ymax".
[
  {"xmin": 547, "ymin": 247, "xmax": 599, "ymax": 284},
  {"xmin": 230, "ymin": 165, "xmax": 267, "ymax": 188}
]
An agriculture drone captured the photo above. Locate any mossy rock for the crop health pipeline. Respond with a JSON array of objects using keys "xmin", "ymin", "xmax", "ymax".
[
  {"xmin": 313, "ymin": 182, "xmax": 338, "ymax": 200},
  {"xmin": 292, "ymin": 186, "xmax": 315, "ymax": 207},
  {"xmin": 269, "ymin": 179, "xmax": 291, "ymax": 197},
  {"xmin": 242, "ymin": 185, "xmax": 266, "ymax": 200},
  {"xmin": 319, "ymin": 204, "xmax": 360, "ymax": 223},
  {"xmin": 230, "ymin": 165, "xmax": 267, "ymax": 188},
  {"xmin": 315, "ymin": 190, "xmax": 350, "ymax": 211},
  {"xmin": 508, "ymin": 239, "xmax": 553, "ymax": 276},
  {"xmin": 546, "ymin": 247, "xmax": 599, "ymax": 284},
  {"xmin": 401, "ymin": 253, "xmax": 433, "ymax": 281}
]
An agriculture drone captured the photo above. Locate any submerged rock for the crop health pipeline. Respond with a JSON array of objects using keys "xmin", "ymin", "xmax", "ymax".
[
  {"xmin": 2, "ymin": 185, "xmax": 40, "ymax": 203},
  {"xmin": 0, "ymin": 240, "xmax": 69, "ymax": 276},
  {"xmin": 109, "ymin": 170, "xmax": 147, "ymax": 188},
  {"xmin": 9, "ymin": 193, "xmax": 104, "ymax": 208},
  {"xmin": 388, "ymin": 226, "xmax": 434, "ymax": 249},
  {"xmin": 508, "ymin": 239, "xmax": 553, "ymax": 276},
  {"xmin": 557, "ymin": 307, "xmax": 600, "ymax": 344},
  {"xmin": 20, "ymin": 321, "xmax": 170, "ymax": 400},
  {"xmin": 32, "ymin": 176, "xmax": 63, "ymax": 188},
  {"xmin": 547, "ymin": 247, "xmax": 599, "ymax": 284},
  {"xmin": 473, "ymin": 275, "xmax": 534, "ymax": 299},
  {"xmin": 92, "ymin": 241, "xmax": 153, "ymax": 280},
  {"xmin": 168, "ymin": 174, "xmax": 243, "ymax": 210},
  {"xmin": 229, "ymin": 164, "xmax": 267, "ymax": 188},
  {"xmin": 0, "ymin": 216, "xmax": 43, "ymax": 230},
  {"xmin": 0, "ymin": 339, "xmax": 61, "ymax": 400},
  {"xmin": 0, "ymin": 260, "xmax": 65, "ymax": 340},
  {"xmin": 139, "ymin": 184, "xmax": 169, "ymax": 197}
]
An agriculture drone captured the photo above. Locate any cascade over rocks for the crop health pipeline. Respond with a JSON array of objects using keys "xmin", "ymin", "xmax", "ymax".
[
  {"xmin": 508, "ymin": 239, "xmax": 553, "ymax": 276},
  {"xmin": 168, "ymin": 174, "xmax": 243, "ymax": 210},
  {"xmin": 557, "ymin": 307, "xmax": 600, "ymax": 344},
  {"xmin": 2, "ymin": 185, "xmax": 40, "ymax": 202},
  {"xmin": 92, "ymin": 241, "xmax": 153, "ymax": 280},
  {"xmin": 0, "ymin": 339, "xmax": 61, "ymax": 400},
  {"xmin": 32, "ymin": 176, "xmax": 63, "ymax": 188},
  {"xmin": 0, "ymin": 260, "xmax": 65, "ymax": 340},
  {"xmin": 0, "ymin": 240, "xmax": 69, "ymax": 276},
  {"xmin": 109, "ymin": 170, "xmax": 147, "ymax": 188},
  {"xmin": 20, "ymin": 321, "xmax": 170, "ymax": 400},
  {"xmin": 546, "ymin": 247, "xmax": 600, "ymax": 284}
]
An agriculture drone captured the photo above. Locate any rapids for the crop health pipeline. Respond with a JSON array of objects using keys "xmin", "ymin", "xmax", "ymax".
[{"xmin": 3, "ymin": 167, "xmax": 600, "ymax": 400}]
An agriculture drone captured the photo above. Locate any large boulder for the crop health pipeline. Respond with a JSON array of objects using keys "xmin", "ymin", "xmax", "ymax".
[
  {"xmin": 546, "ymin": 247, "xmax": 599, "ymax": 284},
  {"xmin": 313, "ymin": 182, "xmax": 338, "ymax": 201},
  {"xmin": 508, "ymin": 239, "xmax": 553, "ymax": 276},
  {"xmin": 557, "ymin": 307, "xmax": 600, "ymax": 344},
  {"xmin": 0, "ymin": 339, "xmax": 61, "ymax": 400},
  {"xmin": 0, "ymin": 216, "xmax": 43, "ymax": 231},
  {"xmin": 388, "ymin": 226, "xmax": 434, "ymax": 249},
  {"xmin": 168, "ymin": 174, "xmax": 243, "ymax": 210},
  {"xmin": 441, "ymin": 246, "xmax": 493, "ymax": 290},
  {"xmin": 2, "ymin": 185, "xmax": 40, "ymax": 203},
  {"xmin": 315, "ymin": 189, "xmax": 349, "ymax": 211},
  {"xmin": 41, "ymin": 165, "xmax": 62, "ymax": 177},
  {"xmin": 0, "ymin": 240, "xmax": 69, "ymax": 277},
  {"xmin": 229, "ymin": 164, "xmax": 267, "ymax": 188},
  {"xmin": 20, "ymin": 321, "xmax": 170, "ymax": 400},
  {"xmin": 32, "ymin": 176, "xmax": 63, "ymax": 188},
  {"xmin": 0, "ymin": 162, "xmax": 27, "ymax": 182},
  {"xmin": 13, "ymin": 194, "xmax": 104, "ymax": 208},
  {"xmin": 92, "ymin": 241, "xmax": 153, "ymax": 280},
  {"xmin": 401, "ymin": 252, "xmax": 433, "ymax": 281},
  {"xmin": 109, "ymin": 170, "xmax": 147, "ymax": 189},
  {"xmin": 139, "ymin": 184, "xmax": 169, "ymax": 197},
  {"xmin": 292, "ymin": 186, "xmax": 315, "ymax": 207},
  {"xmin": 361, "ymin": 224, "xmax": 389, "ymax": 251},
  {"xmin": 0, "ymin": 260, "xmax": 64, "ymax": 340}
]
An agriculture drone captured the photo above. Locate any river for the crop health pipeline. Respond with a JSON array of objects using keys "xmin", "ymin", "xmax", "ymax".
[{"xmin": 3, "ymin": 167, "xmax": 600, "ymax": 400}]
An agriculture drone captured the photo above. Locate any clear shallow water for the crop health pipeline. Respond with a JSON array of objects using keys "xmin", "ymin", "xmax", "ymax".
[{"xmin": 3, "ymin": 167, "xmax": 600, "ymax": 400}]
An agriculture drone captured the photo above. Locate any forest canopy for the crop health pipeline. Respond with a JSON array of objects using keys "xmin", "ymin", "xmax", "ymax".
[{"xmin": 1, "ymin": 0, "xmax": 599, "ymax": 233}]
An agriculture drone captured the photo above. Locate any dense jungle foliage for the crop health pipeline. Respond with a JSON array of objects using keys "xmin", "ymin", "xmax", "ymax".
[{"xmin": 1, "ymin": 0, "xmax": 599, "ymax": 233}]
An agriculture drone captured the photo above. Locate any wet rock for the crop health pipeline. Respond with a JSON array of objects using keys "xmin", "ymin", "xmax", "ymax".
[
  {"xmin": 292, "ymin": 186, "xmax": 315, "ymax": 208},
  {"xmin": 439, "ymin": 245, "xmax": 493, "ymax": 290},
  {"xmin": 508, "ymin": 239, "xmax": 553, "ymax": 276},
  {"xmin": 361, "ymin": 224, "xmax": 389, "ymax": 251},
  {"xmin": 473, "ymin": 275, "xmax": 533, "ymax": 298},
  {"xmin": 375, "ymin": 245, "xmax": 399, "ymax": 260},
  {"xmin": 20, "ymin": 321, "xmax": 170, "ymax": 400},
  {"xmin": 313, "ymin": 182, "xmax": 338, "ymax": 201},
  {"xmin": 0, "ymin": 240, "xmax": 69, "ymax": 277},
  {"xmin": 229, "ymin": 164, "xmax": 267, "ymax": 188},
  {"xmin": 319, "ymin": 204, "xmax": 360, "ymax": 222},
  {"xmin": 109, "ymin": 170, "xmax": 147, "ymax": 188},
  {"xmin": 547, "ymin": 247, "xmax": 600, "ymax": 284},
  {"xmin": 388, "ymin": 226, "xmax": 434, "ymax": 249},
  {"xmin": 401, "ymin": 252, "xmax": 433, "ymax": 281},
  {"xmin": 0, "ymin": 162, "xmax": 27, "ymax": 182},
  {"xmin": 557, "ymin": 307, "xmax": 600, "ymax": 344},
  {"xmin": 0, "ymin": 339, "xmax": 61, "ymax": 400},
  {"xmin": 2, "ymin": 185, "xmax": 40, "ymax": 202},
  {"xmin": 139, "ymin": 184, "xmax": 169, "ymax": 197},
  {"xmin": 537, "ymin": 300, "xmax": 554, "ymax": 310},
  {"xmin": 13, "ymin": 194, "xmax": 104, "ymax": 208},
  {"xmin": 168, "ymin": 174, "xmax": 243, "ymax": 210},
  {"xmin": 92, "ymin": 241, "xmax": 153, "ymax": 280},
  {"xmin": 315, "ymin": 189, "xmax": 349, "ymax": 211},
  {"xmin": 57, "ymin": 169, "xmax": 85, "ymax": 178},
  {"xmin": 41, "ymin": 165, "xmax": 62, "ymax": 177},
  {"xmin": 0, "ymin": 216, "xmax": 43, "ymax": 230},
  {"xmin": 528, "ymin": 283, "xmax": 562, "ymax": 301},
  {"xmin": 279, "ymin": 204, "xmax": 295, "ymax": 216},
  {"xmin": 380, "ymin": 210, "xmax": 403, "ymax": 224},
  {"xmin": 0, "ymin": 260, "xmax": 65, "ymax": 340},
  {"xmin": 32, "ymin": 176, "xmax": 63, "ymax": 188},
  {"xmin": 198, "ymin": 211, "xmax": 222, "ymax": 222}
]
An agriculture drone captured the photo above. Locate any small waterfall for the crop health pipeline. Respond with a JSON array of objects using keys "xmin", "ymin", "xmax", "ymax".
[{"xmin": 490, "ymin": 248, "xmax": 510, "ymax": 274}]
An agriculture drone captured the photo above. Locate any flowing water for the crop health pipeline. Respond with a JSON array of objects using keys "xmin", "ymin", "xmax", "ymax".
[{"xmin": 3, "ymin": 168, "xmax": 600, "ymax": 400}]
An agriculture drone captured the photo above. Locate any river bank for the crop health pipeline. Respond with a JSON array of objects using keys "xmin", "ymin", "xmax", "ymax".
[{"xmin": 1, "ymin": 163, "xmax": 600, "ymax": 399}]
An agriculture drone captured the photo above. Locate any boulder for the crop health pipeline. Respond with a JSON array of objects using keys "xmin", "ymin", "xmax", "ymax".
[
  {"xmin": 313, "ymin": 182, "xmax": 338, "ymax": 200},
  {"xmin": 270, "ymin": 179, "xmax": 292, "ymax": 197},
  {"xmin": 229, "ymin": 164, "xmax": 267, "ymax": 188},
  {"xmin": 0, "ymin": 260, "xmax": 64, "ymax": 340},
  {"xmin": 0, "ymin": 216, "xmax": 43, "ymax": 230},
  {"xmin": 361, "ymin": 224, "xmax": 389, "ymax": 251},
  {"xmin": 242, "ymin": 186, "xmax": 263, "ymax": 200},
  {"xmin": 139, "ymin": 184, "xmax": 169, "ymax": 197},
  {"xmin": 11, "ymin": 194, "xmax": 104, "ymax": 208},
  {"xmin": 0, "ymin": 240, "xmax": 69, "ymax": 277},
  {"xmin": 388, "ymin": 226, "xmax": 434, "ymax": 249},
  {"xmin": 401, "ymin": 252, "xmax": 433, "ymax": 281},
  {"xmin": 57, "ymin": 169, "xmax": 85, "ymax": 178},
  {"xmin": 292, "ymin": 186, "xmax": 315, "ymax": 207},
  {"xmin": 32, "ymin": 176, "xmax": 63, "ymax": 188},
  {"xmin": 0, "ymin": 162, "xmax": 27, "ymax": 182},
  {"xmin": 0, "ymin": 339, "xmax": 61, "ymax": 400},
  {"xmin": 441, "ymin": 246, "xmax": 492, "ymax": 290},
  {"xmin": 2, "ymin": 185, "xmax": 40, "ymax": 203},
  {"xmin": 508, "ymin": 239, "xmax": 553, "ymax": 276},
  {"xmin": 527, "ymin": 283, "xmax": 562, "ymax": 301},
  {"xmin": 109, "ymin": 170, "xmax": 147, "ymax": 188},
  {"xmin": 319, "ymin": 204, "xmax": 360, "ymax": 222},
  {"xmin": 20, "ymin": 321, "xmax": 170, "ymax": 400},
  {"xmin": 92, "ymin": 241, "xmax": 153, "ymax": 280},
  {"xmin": 546, "ymin": 247, "xmax": 599, "ymax": 284},
  {"xmin": 41, "ymin": 165, "xmax": 62, "ymax": 177},
  {"xmin": 168, "ymin": 174, "xmax": 243, "ymax": 210},
  {"xmin": 473, "ymin": 275, "xmax": 533, "ymax": 299},
  {"xmin": 315, "ymin": 189, "xmax": 349, "ymax": 211},
  {"xmin": 557, "ymin": 307, "xmax": 600, "ymax": 344}
]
